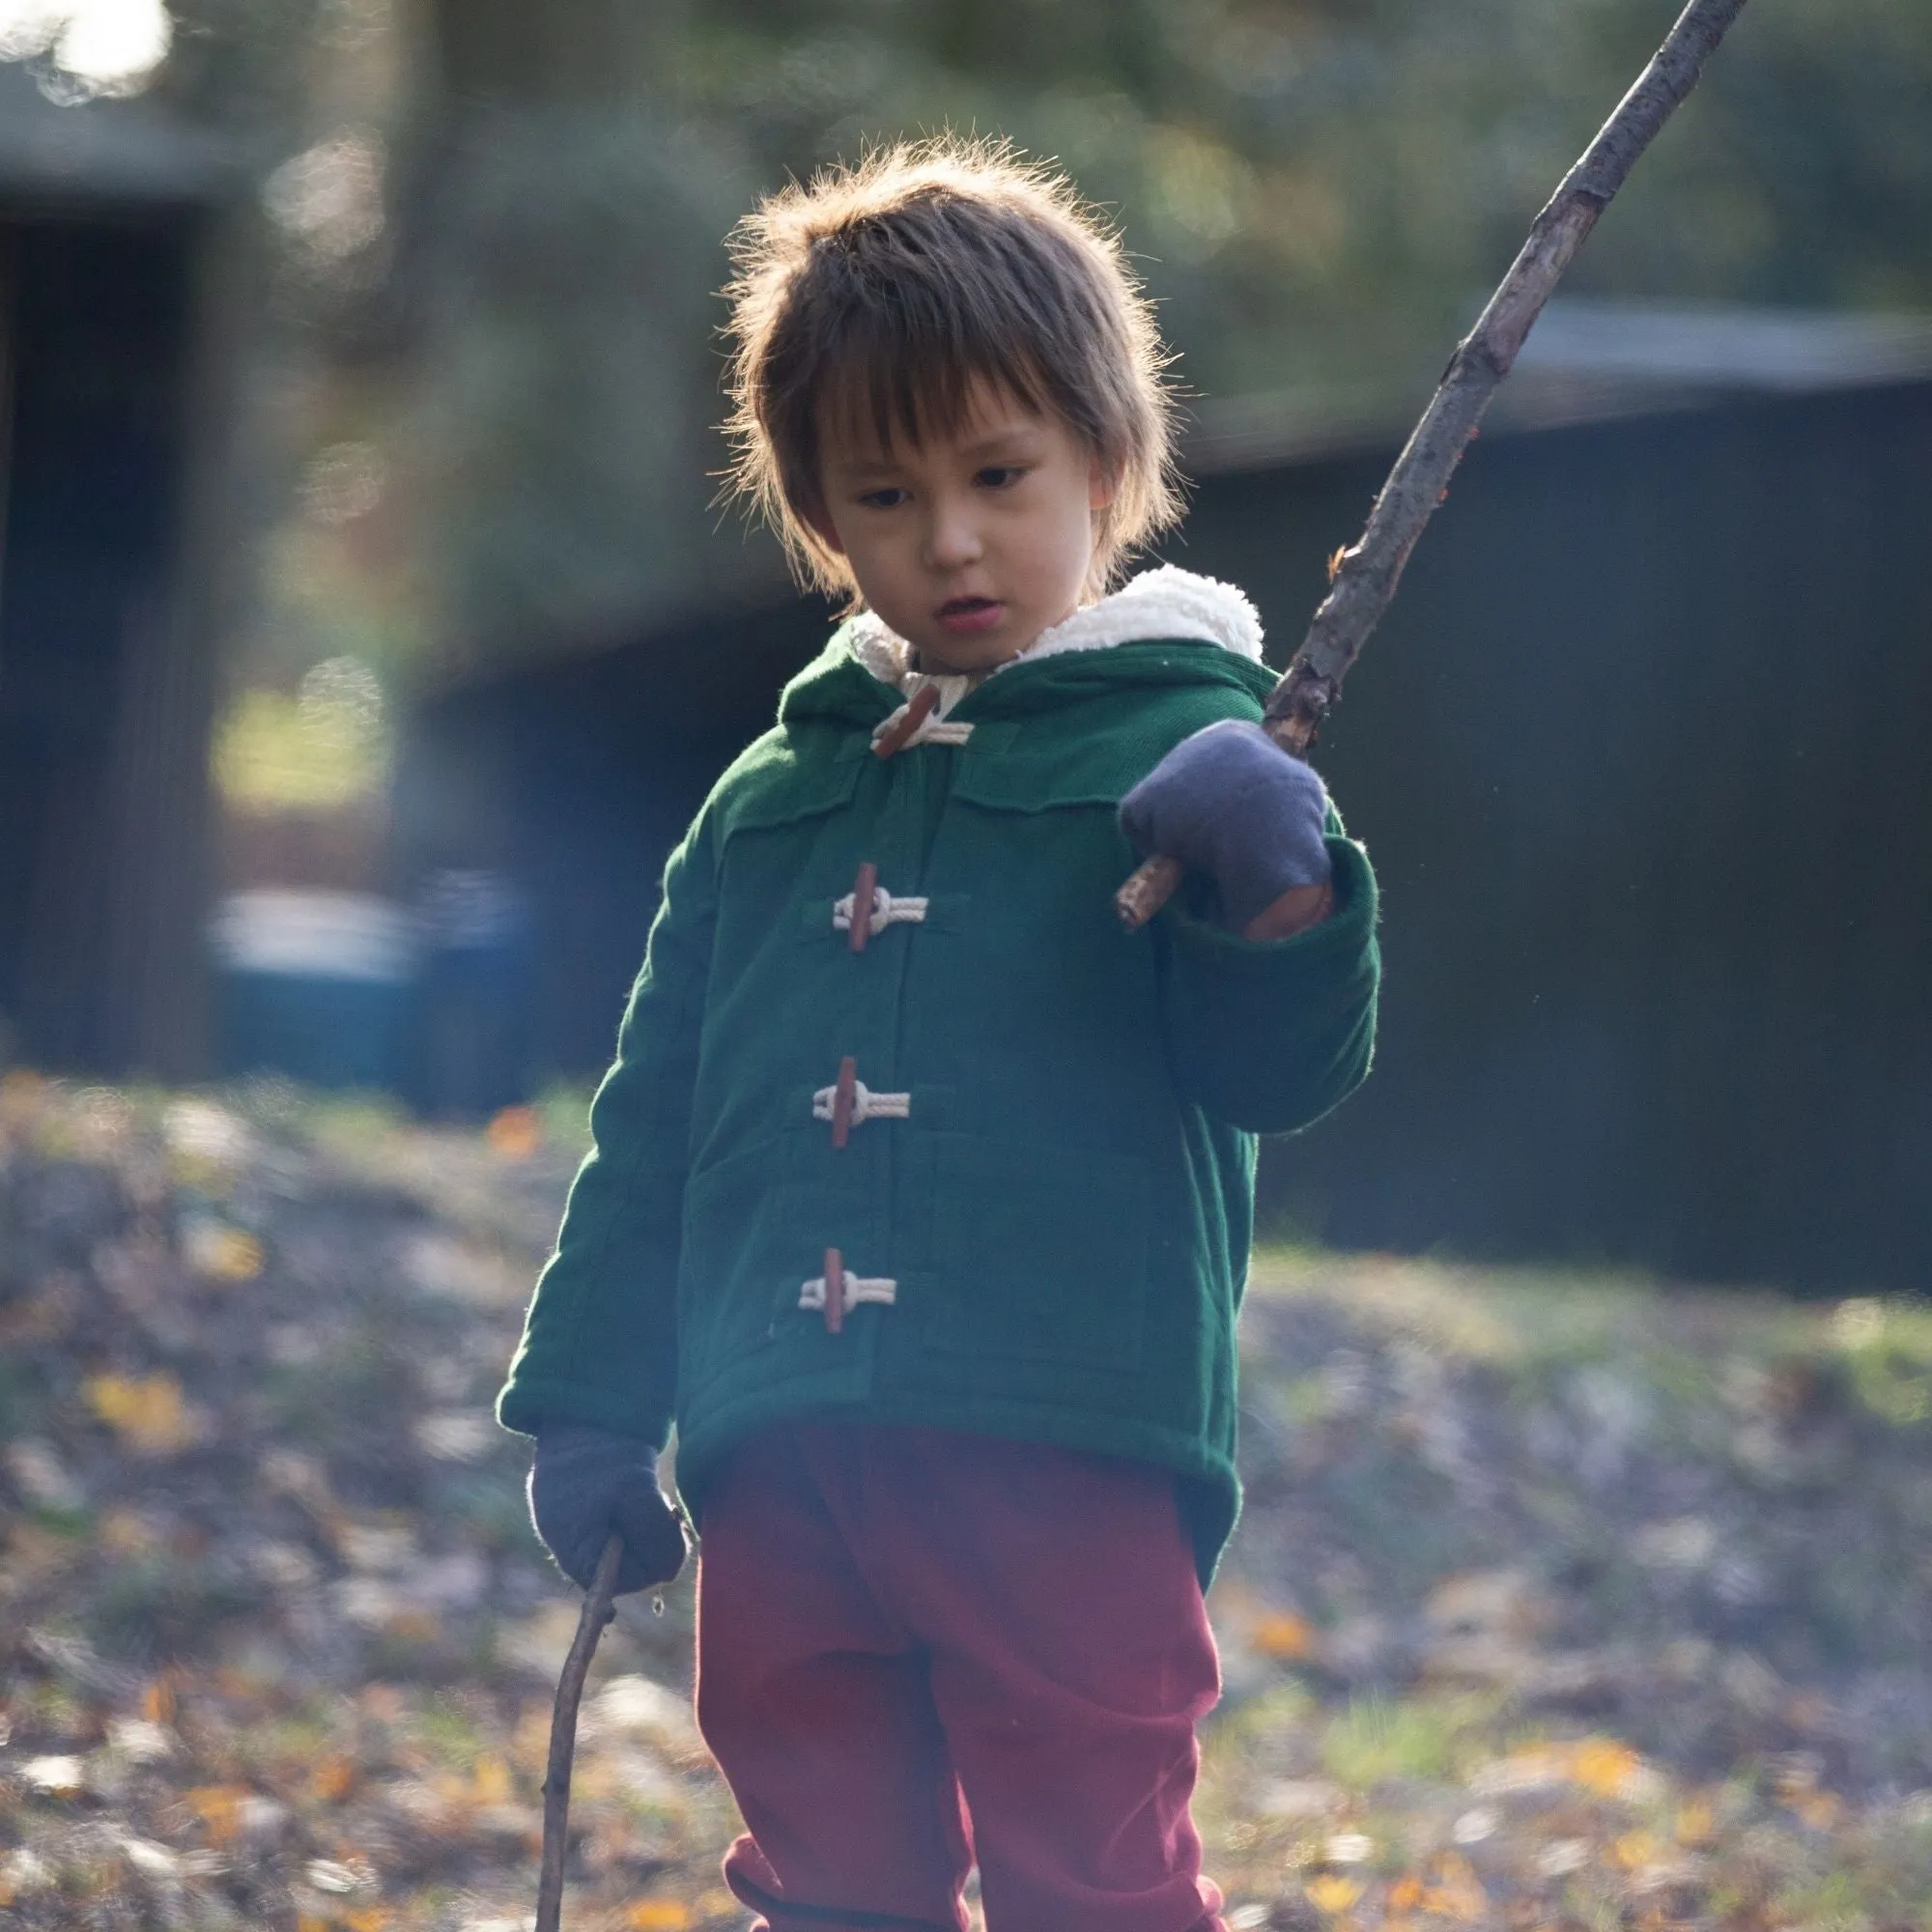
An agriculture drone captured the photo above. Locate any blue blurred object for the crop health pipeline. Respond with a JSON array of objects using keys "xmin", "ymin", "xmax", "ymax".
[
  {"xmin": 411, "ymin": 867, "xmax": 535, "ymax": 1118},
  {"xmin": 209, "ymin": 891, "xmax": 417, "ymax": 1091}
]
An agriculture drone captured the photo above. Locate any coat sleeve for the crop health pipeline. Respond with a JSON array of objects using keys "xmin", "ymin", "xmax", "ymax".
[
  {"xmin": 496, "ymin": 812, "xmax": 719, "ymax": 1444},
  {"xmin": 1153, "ymin": 807, "xmax": 1379, "ymax": 1135}
]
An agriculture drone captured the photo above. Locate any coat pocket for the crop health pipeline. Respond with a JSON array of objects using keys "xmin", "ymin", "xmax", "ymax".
[
  {"xmin": 923, "ymin": 1131, "xmax": 1151, "ymax": 1374},
  {"xmin": 947, "ymin": 737, "xmax": 1149, "ymax": 814},
  {"xmin": 675, "ymin": 1137, "xmax": 794, "ymax": 1387}
]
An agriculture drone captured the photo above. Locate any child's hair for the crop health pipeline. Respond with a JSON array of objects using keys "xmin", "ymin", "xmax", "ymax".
[{"xmin": 721, "ymin": 134, "xmax": 1181, "ymax": 602}]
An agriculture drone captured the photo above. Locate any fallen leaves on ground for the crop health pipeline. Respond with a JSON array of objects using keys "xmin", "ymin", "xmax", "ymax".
[{"xmin": 4, "ymin": 1073, "xmax": 1932, "ymax": 1929}]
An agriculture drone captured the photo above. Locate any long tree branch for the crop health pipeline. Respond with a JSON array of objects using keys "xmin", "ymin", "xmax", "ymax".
[
  {"xmin": 1118, "ymin": 0, "xmax": 1752, "ymax": 930},
  {"xmin": 535, "ymin": 1533, "xmax": 623, "ymax": 1932}
]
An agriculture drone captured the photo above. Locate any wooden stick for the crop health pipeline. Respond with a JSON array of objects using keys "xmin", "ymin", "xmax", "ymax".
[
  {"xmin": 535, "ymin": 1533, "xmax": 623, "ymax": 1932},
  {"xmin": 1116, "ymin": 0, "xmax": 1752, "ymax": 930}
]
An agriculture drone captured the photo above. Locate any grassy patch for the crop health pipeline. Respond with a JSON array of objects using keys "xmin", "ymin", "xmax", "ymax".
[{"xmin": 83, "ymin": 1554, "xmax": 269, "ymax": 1665}]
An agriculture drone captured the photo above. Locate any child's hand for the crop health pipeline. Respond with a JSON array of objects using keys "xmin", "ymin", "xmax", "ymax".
[
  {"xmin": 1119, "ymin": 720, "xmax": 1334, "ymax": 938},
  {"xmin": 527, "ymin": 1420, "xmax": 690, "ymax": 1594}
]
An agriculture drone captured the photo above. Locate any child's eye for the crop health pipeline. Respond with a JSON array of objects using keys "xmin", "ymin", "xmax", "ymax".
[
  {"xmin": 857, "ymin": 487, "xmax": 909, "ymax": 510},
  {"xmin": 975, "ymin": 465, "xmax": 1027, "ymax": 490}
]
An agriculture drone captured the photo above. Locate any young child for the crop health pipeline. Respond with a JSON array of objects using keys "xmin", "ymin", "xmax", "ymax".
[{"xmin": 498, "ymin": 138, "xmax": 1379, "ymax": 1932}]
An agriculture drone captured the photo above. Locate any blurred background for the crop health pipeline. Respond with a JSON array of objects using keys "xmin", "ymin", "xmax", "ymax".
[
  {"xmin": 1, "ymin": 0, "xmax": 1928, "ymax": 1293},
  {"xmin": 3, "ymin": 11, "xmax": 1932, "ymax": 1926}
]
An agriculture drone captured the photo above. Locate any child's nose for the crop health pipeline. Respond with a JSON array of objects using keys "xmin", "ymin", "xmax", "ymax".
[{"xmin": 923, "ymin": 498, "xmax": 983, "ymax": 571}]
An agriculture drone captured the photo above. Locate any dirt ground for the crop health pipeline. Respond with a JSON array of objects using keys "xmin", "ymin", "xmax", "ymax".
[{"xmin": 4, "ymin": 1073, "xmax": 1931, "ymax": 1930}]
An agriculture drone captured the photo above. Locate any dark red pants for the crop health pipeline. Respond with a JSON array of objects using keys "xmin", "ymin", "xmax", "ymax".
[{"xmin": 695, "ymin": 1421, "xmax": 1227, "ymax": 1932}]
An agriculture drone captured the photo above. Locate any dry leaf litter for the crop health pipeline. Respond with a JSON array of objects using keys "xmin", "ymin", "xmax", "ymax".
[{"xmin": 4, "ymin": 1069, "xmax": 1932, "ymax": 1930}]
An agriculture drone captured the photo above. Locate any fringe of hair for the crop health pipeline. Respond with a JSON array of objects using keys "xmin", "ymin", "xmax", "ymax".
[{"xmin": 719, "ymin": 133, "xmax": 1183, "ymax": 602}]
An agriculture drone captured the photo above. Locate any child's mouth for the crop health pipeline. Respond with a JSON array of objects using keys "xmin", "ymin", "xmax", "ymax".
[{"xmin": 935, "ymin": 596, "xmax": 1005, "ymax": 635}]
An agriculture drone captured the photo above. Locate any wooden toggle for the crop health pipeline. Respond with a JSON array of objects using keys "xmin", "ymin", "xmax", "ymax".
[
  {"xmin": 830, "ymin": 1055, "xmax": 857, "ymax": 1149},
  {"xmin": 871, "ymin": 683, "xmax": 940, "ymax": 758},
  {"xmin": 848, "ymin": 862, "xmax": 878, "ymax": 953}
]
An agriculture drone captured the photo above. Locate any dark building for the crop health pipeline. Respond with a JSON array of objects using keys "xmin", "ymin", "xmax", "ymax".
[
  {"xmin": 397, "ymin": 593, "xmax": 834, "ymax": 1080},
  {"xmin": 398, "ymin": 302, "xmax": 1932, "ymax": 1294},
  {"xmin": 1184, "ymin": 303, "xmax": 1932, "ymax": 1298},
  {"xmin": 0, "ymin": 72, "xmax": 250, "ymax": 1079}
]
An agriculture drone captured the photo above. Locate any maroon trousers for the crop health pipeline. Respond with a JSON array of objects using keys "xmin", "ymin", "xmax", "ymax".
[{"xmin": 695, "ymin": 1422, "xmax": 1227, "ymax": 1932}]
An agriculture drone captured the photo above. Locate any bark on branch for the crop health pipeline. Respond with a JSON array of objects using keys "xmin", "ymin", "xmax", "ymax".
[
  {"xmin": 1117, "ymin": 0, "xmax": 1752, "ymax": 930},
  {"xmin": 535, "ymin": 1533, "xmax": 623, "ymax": 1932}
]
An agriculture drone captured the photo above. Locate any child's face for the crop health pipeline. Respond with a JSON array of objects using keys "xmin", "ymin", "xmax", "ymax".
[{"xmin": 810, "ymin": 379, "xmax": 1117, "ymax": 675}]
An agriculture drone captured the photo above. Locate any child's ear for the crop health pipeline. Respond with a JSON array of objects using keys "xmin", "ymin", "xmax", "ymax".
[{"xmin": 1088, "ymin": 456, "xmax": 1122, "ymax": 513}]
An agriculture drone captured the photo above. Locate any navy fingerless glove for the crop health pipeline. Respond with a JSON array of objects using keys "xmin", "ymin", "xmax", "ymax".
[
  {"xmin": 527, "ymin": 1420, "xmax": 690, "ymax": 1595},
  {"xmin": 1118, "ymin": 719, "xmax": 1333, "ymax": 932}
]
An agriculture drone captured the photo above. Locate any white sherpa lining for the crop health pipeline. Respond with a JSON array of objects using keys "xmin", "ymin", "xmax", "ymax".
[{"xmin": 843, "ymin": 565, "xmax": 1264, "ymax": 705}]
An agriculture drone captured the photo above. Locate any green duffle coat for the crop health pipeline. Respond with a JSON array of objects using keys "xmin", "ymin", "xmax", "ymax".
[{"xmin": 498, "ymin": 577, "xmax": 1380, "ymax": 1582}]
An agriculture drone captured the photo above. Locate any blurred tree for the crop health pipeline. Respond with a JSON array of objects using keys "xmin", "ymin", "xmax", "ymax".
[
  {"xmin": 427, "ymin": 0, "xmax": 670, "ymax": 104},
  {"xmin": 661, "ymin": 0, "xmax": 1932, "ymax": 385},
  {"xmin": 384, "ymin": 0, "xmax": 1932, "ymax": 670},
  {"xmin": 148, "ymin": 0, "xmax": 324, "ymax": 135},
  {"xmin": 14, "ymin": 0, "xmax": 1911, "ymax": 677},
  {"xmin": 363, "ymin": 4, "xmax": 754, "ymax": 669}
]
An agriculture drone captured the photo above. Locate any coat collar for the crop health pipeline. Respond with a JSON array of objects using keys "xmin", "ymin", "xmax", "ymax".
[
  {"xmin": 839, "ymin": 566, "xmax": 1265, "ymax": 696},
  {"xmin": 777, "ymin": 566, "xmax": 1274, "ymax": 729}
]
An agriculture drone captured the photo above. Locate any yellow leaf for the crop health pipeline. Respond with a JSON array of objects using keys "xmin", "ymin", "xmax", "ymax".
[
  {"xmin": 1253, "ymin": 1611, "xmax": 1317, "ymax": 1660},
  {"xmin": 1674, "ymin": 1796, "xmax": 1714, "ymax": 1845},
  {"xmin": 1612, "ymin": 1830, "xmax": 1660, "ymax": 1869},
  {"xmin": 297, "ymin": 1918, "xmax": 331, "ymax": 1932},
  {"xmin": 345, "ymin": 1912, "xmax": 391, "ymax": 1932},
  {"xmin": 1304, "ymin": 1874, "xmax": 1361, "ymax": 1914},
  {"xmin": 83, "ymin": 1372, "xmax": 196, "ymax": 1455},
  {"xmin": 488, "ymin": 1105, "xmax": 541, "ymax": 1159},
  {"xmin": 1421, "ymin": 1853, "xmax": 1489, "ymax": 1923},
  {"xmin": 1386, "ymin": 1875, "xmax": 1425, "ymax": 1911},
  {"xmin": 472, "ymin": 1756, "xmax": 513, "ymax": 1804},
  {"xmin": 141, "ymin": 1676, "xmax": 177, "ymax": 1724},
  {"xmin": 193, "ymin": 1225, "xmax": 264, "ymax": 1283},
  {"xmin": 628, "ymin": 1905, "xmax": 693, "ymax": 1930},
  {"xmin": 311, "ymin": 1756, "xmax": 356, "ymax": 1803},
  {"xmin": 1570, "ymin": 1736, "xmax": 1642, "ymax": 1797}
]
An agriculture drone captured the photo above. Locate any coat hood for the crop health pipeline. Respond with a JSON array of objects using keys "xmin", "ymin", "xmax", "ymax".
[{"xmin": 778, "ymin": 566, "xmax": 1274, "ymax": 728}]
